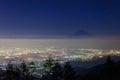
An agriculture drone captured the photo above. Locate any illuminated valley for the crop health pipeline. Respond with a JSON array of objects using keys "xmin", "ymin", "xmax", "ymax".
[{"xmin": 0, "ymin": 47, "xmax": 120, "ymax": 66}]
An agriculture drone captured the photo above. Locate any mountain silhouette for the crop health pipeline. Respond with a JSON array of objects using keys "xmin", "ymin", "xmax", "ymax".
[{"xmin": 73, "ymin": 30, "xmax": 91, "ymax": 36}]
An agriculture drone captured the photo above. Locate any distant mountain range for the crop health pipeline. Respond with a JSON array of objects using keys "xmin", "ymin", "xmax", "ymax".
[
  {"xmin": 73, "ymin": 30, "xmax": 91, "ymax": 36},
  {"xmin": 0, "ymin": 30, "xmax": 92, "ymax": 39}
]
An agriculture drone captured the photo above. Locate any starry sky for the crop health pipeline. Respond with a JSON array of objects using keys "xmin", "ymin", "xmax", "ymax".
[{"xmin": 0, "ymin": 0, "xmax": 120, "ymax": 37}]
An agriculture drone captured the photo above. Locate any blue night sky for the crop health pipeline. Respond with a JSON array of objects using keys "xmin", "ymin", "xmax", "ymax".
[{"xmin": 0, "ymin": 0, "xmax": 120, "ymax": 37}]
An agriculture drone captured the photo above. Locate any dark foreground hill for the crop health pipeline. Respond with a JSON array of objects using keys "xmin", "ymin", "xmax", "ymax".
[{"xmin": 81, "ymin": 56, "xmax": 120, "ymax": 80}]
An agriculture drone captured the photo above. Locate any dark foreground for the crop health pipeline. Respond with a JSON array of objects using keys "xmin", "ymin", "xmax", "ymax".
[{"xmin": 0, "ymin": 56, "xmax": 120, "ymax": 80}]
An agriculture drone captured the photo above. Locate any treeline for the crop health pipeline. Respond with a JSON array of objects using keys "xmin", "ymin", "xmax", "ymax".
[
  {"xmin": 0, "ymin": 56, "xmax": 120, "ymax": 80},
  {"xmin": 0, "ymin": 56, "xmax": 76, "ymax": 80}
]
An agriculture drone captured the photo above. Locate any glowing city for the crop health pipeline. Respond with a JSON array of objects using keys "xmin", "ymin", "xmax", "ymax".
[{"xmin": 0, "ymin": 47, "xmax": 120, "ymax": 66}]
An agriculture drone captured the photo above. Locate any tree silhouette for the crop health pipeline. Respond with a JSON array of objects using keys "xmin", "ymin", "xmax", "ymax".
[
  {"xmin": 51, "ymin": 60, "xmax": 63, "ymax": 79},
  {"xmin": 43, "ymin": 56, "xmax": 54, "ymax": 80},
  {"xmin": 4, "ymin": 63, "xmax": 14, "ymax": 80},
  {"xmin": 29, "ymin": 62, "xmax": 36, "ymax": 75},
  {"xmin": 0, "ymin": 65, "xmax": 4, "ymax": 80},
  {"xmin": 63, "ymin": 62, "xmax": 76, "ymax": 80},
  {"xmin": 28, "ymin": 62, "xmax": 36, "ymax": 80},
  {"xmin": 20, "ymin": 62, "xmax": 31, "ymax": 80},
  {"xmin": 4, "ymin": 63, "xmax": 21, "ymax": 80},
  {"xmin": 105, "ymin": 56, "xmax": 114, "ymax": 65}
]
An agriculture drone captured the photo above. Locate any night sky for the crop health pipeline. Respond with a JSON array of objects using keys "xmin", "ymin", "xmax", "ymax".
[{"xmin": 0, "ymin": 0, "xmax": 120, "ymax": 37}]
